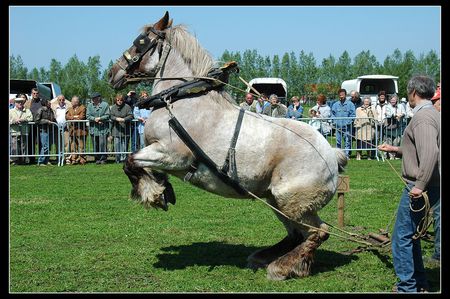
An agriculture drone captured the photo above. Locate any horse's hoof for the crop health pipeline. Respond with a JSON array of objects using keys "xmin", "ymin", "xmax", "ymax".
[{"xmin": 266, "ymin": 262, "xmax": 289, "ymax": 281}]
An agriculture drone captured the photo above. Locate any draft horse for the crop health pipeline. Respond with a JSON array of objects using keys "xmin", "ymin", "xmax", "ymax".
[{"xmin": 108, "ymin": 11, "xmax": 347, "ymax": 280}]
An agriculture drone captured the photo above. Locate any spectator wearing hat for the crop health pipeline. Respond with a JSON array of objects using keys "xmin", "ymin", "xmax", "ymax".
[
  {"xmin": 86, "ymin": 92, "xmax": 110, "ymax": 164},
  {"xmin": 9, "ymin": 95, "xmax": 33, "ymax": 165},
  {"xmin": 34, "ymin": 99, "xmax": 56, "ymax": 166}
]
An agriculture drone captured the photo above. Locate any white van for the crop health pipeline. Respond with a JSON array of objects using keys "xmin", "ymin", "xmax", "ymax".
[
  {"xmin": 341, "ymin": 75, "xmax": 398, "ymax": 106},
  {"xmin": 246, "ymin": 77, "xmax": 288, "ymax": 104}
]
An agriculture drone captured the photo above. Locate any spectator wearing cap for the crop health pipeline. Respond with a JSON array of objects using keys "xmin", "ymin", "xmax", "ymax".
[
  {"xmin": 86, "ymin": 92, "xmax": 110, "ymax": 164},
  {"xmin": 126, "ymin": 90, "xmax": 139, "ymax": 152},
  {"xmin": 9, "ymin": 95, "xmax": 33, "ymax": 165},
  {"xmin": 34, "ymin": 99, "xmax": 56, "ymax": 166}
]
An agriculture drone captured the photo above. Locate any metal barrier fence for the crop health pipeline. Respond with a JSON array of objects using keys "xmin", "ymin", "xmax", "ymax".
[{"xmin": 9, "ymin": 117, "xmax": 406, "ymax": 166}]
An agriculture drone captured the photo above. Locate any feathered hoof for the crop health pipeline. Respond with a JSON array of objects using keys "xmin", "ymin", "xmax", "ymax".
[{"xmin": 266, "ymin": 262, "xmax": 289, "ymax": 281}]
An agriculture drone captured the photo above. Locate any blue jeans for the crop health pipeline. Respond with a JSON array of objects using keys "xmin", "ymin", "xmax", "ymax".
[
  {"xmin": 335, "ymin": 124, "xmax": 352, "ymax": 157},
  {"xmin": 431, "ymin": 201, "xmax": 440, "ymax": 260},
  {"xmin": 114, "ymin": 136, "xmax": 130, "ymax": 163},
  {"xmin": 38, "ymin": 130, "xmax": 49, "ymax": 164},
  {"xmin": 392, "ymin": 183, "xmax": 440, "ymax": 292}
]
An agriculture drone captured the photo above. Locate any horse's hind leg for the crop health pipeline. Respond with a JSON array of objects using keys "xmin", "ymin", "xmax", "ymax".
[
  {"xmin": 266, "ymin": 212, "xmax": 329, "ymax": 280},
  {"xmin": 247, "ymin": 198, "xmax": 305, "ymax": 270}
]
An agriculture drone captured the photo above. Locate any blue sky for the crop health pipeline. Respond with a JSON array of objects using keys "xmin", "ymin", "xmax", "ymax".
[{"xmin": 9, "ymin": 6, "xmax": 441, "ymax": 71}]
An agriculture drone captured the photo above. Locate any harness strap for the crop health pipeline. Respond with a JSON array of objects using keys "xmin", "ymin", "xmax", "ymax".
[
  {"xmin": 221, "ymin": 108, "xmax": 245, "ymax": 181},
  {"xmin": 168, "ymin": 115, "xmax": 248, "ymax": 196}
]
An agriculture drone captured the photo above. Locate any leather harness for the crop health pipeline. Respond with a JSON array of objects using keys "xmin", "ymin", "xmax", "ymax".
[{"xmin": 120, "ymin": 29, "xmax": 246, "ymax": 195}]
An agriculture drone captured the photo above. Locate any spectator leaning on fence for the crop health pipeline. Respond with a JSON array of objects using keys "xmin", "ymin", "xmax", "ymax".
[
  {"xmin": 125, "ymin": 90, "xmax": 139, "ymax": 152},
  {"xmin": 331, "ymin": 88, "xmax": 356, "ymax": 159},
  {"xmin": 384, "ymin": 94, "xmax": 406, "ymax": 160},
  {"xmin": 252, "ymin": 93, "xmax": 270, "ymax": 115},
  {"xmin": 239, "ymin": 93, "xmax": 254, "ymax": 111},
  {"xmin": 52, "ymin": 94, "xmax": 73, "ymax": 164},
  {"xmin": 65, "ymin": 96, "xmax": 87, "ymax": 165},
  {"xmin": 313, "ymin": 94, "xmax": 332, "ymax": 137},
  {"xmin": 133, "ymin": 104, "xmax": 152, "ymax": 150},
  {"xmin": 9, "ymin": 95, "xmax": 33, "ymax": 165},
  {"xmin": 354, "ymin": 96, "xmax": 377, "ymax": 160},
  {"xmin": 350, "ymin": 90, "xmax": 363, "ymax": 109},
  {"xmin": 378, "ymin": 75, "xmax": 440, "ymax": 293},
  {"xmin": 86, "ymin": 92, "xmax": 110, "ymax": 164},
  {"xmin": 24, "ymin": 88, "xmax": 43, "ymax": 164},
  {"xmin": 374, "ymin": 90, "xmax": 389, "ymax": 150},
  {"xmin": 34, "ymin": 99, "xmax": 56, "ymax": 166},
  {"xmin": 286, "ymin": 96, "xmax": 304, "ymax": 120},
  {"xmin": 110, "ymin": 94, "xmax": 134, "ymax": 164},
  {"xmin": 265, "ymin": 94, "xmax": 287, "ymax": 118}
]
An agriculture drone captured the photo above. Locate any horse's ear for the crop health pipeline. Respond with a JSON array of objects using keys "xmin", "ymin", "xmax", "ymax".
[
  {"xmin": 167, "ymin": 18, "xmax": 173, "ymax": 28},
  {"xmin": 154, "ymin": 11, "xmax": 170, "ymax": 30}
]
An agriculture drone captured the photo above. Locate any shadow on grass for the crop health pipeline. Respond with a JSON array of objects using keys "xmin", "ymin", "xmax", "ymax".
[{"xmin": 153, "ymin": 241, "xmax": 357, "ymax": 274}]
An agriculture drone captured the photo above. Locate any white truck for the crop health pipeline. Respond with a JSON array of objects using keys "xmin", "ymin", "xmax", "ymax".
[
  {"xmin": 341, "ymin": 75, "xmax": 399, "ymax": 106},
  {"xmin": 245, "ymin": 77, "xmax": 288, "ymax": 105},
  {"xmin": 9, "ymin": 79, "xmax": 62, "ymax": 101}
]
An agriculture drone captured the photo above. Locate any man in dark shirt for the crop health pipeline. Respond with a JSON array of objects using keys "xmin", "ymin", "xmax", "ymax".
[
  {"xmin": 125, "ymin": 90, "xmax": 139, "ymax": 152},
  {"xmin": 24, "ymin": 87, "xmax": 42, "ymax": 164}
]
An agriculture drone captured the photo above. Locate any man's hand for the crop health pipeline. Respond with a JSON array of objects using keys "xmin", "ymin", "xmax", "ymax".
[
  {"xmin": 378, "ymin": 143, "xmax": 397, "ymax": 153},
  {"xmin": 409, "ymin": 187, "xmax": 423, "ymax": 199}
]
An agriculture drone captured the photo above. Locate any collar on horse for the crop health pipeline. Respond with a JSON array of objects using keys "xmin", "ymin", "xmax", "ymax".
[{"xmin": 135, "ymin": 61, "xmax": 240, "ymax": 110}]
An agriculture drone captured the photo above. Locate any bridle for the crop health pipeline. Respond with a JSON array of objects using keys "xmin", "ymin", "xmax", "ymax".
[{"xmin": 116, "ymin": 27, "xmax": 172, "ymax": 83}]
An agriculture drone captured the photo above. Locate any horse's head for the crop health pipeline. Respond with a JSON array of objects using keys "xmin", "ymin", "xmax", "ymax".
[{"xmin": 108, "ymin": 11, "xmax": 173, "ymax": 89}]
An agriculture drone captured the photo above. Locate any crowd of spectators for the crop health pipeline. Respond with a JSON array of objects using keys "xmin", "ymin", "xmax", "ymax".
[
  {"xmin": 10, "ymin": 81, "xmax": 440, "ymax": 164},
  {"xmin": 9, "ymin": 88, "xmax": 153, "ymax": 166},
  {"xmin": 237, "ymin": 83, "xmax": 441, "ymax": 160}
]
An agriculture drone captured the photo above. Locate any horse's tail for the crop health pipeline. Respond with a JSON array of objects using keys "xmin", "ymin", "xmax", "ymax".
[{"xmin": 334, "ymin": 148, "xmax": 348, "ymax": 173}]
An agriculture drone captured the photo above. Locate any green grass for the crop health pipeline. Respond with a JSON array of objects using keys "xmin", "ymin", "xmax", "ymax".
[{"xmin": 9, "ymin": 160, "xmax": 440, "ymax": 293}]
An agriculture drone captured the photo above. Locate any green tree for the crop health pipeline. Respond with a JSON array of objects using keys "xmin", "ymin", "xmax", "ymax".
[
  {"xmin": 352, "ymin": 50, "xmax": 380, "ymax": 77},
  {"xmin": 9, "ymin": 55, "xmax": 29, "ymax": 79}
]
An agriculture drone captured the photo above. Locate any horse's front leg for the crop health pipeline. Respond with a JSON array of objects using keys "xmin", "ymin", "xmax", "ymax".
[{"xmin": 123, "ymin": 142, "xmax": 185, "ymax": 210}]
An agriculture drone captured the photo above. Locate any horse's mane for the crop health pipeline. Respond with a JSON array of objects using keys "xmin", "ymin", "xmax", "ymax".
[
  {"xmin": 142, "ymin": 24, "xmax": 214, "ymax": 77},
  {"xmin": 142, "ymin": 24, "xmax": 235, "ymax": 104}
]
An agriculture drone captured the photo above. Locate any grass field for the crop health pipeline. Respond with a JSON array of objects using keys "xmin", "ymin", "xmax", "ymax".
[{"xmin": 9, "ymin": 160, "xmax": 440, "ymax": 293}]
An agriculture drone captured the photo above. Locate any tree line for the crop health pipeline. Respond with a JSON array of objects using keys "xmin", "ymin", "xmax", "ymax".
[{"xmin": 10, "ymin": 48, "xmax": 440, "ymax": 104}]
